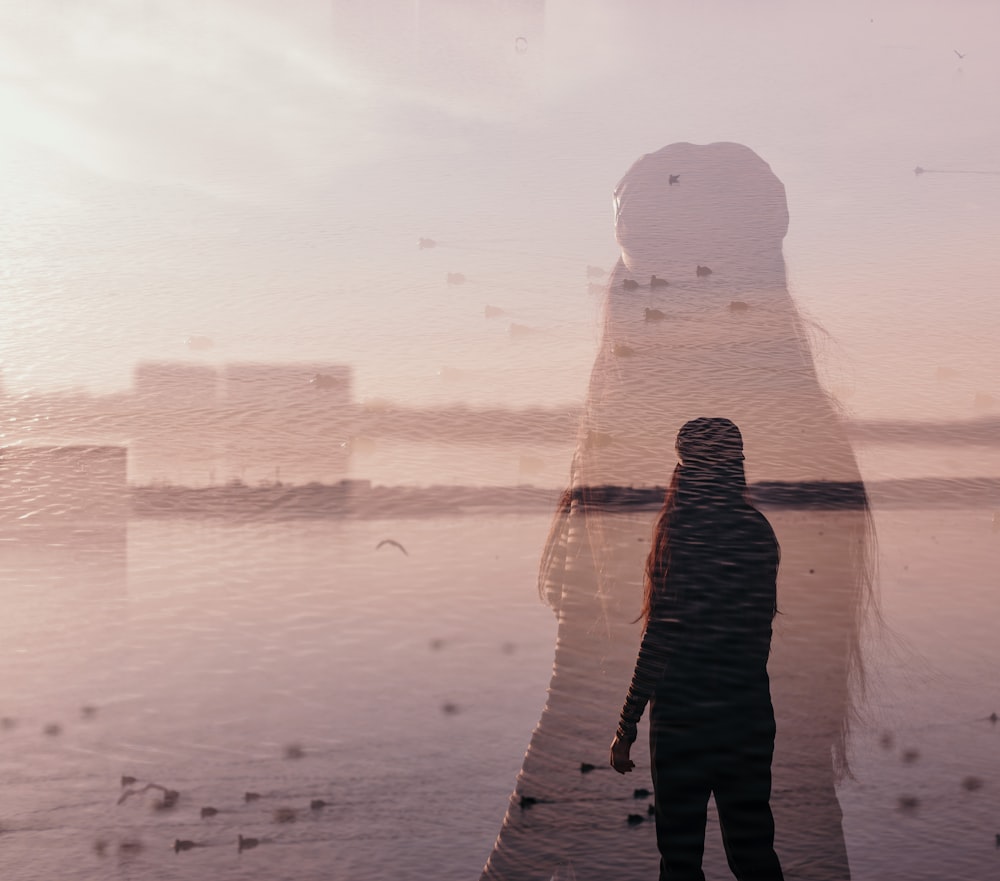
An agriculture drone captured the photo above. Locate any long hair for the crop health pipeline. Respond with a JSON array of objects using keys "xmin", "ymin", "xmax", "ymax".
[
  {"xmin": 639, "ymin": 463, "xmax": 682, "ymax": 625},
  {"xmin": 638, "ymin": 437, "xmax": 755, "ymax": 625}
]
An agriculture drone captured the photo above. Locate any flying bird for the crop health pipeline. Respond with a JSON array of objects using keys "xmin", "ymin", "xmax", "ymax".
[
  {"xmin": 376, "ymin": 539, "xmax": 409, "ymax": 556},
  {"xmin": 954, "ymin": 49, "xmax": 965, "ymax": 59}
]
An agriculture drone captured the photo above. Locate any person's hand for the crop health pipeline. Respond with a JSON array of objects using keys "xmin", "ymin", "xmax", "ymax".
[{"xmin": 610, "ymin": 735, "xmax": 635, "ymax": 774}]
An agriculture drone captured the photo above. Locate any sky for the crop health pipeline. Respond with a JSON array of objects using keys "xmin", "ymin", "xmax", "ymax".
[{"xmin": 1, "ymin": 0, "xmax": 998, "ymax": 422}]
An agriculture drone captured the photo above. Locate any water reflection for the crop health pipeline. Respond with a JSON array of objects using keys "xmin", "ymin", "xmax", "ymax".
[
  {"xmin": 481, "ymin": 143, "xmax": 874, "ymax": 880},
  {"xmin": 0, "ymin": 445, "xmax": 127, "ymax": 600}
]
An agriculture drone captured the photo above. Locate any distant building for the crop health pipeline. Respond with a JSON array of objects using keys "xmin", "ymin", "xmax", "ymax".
[
  {"xmin": 221, "ymin": 363, "xmax": 351, "ymax": 410},
  {"xmin": 127, "ymin": 362, "xmax": 355, "ymax": 486},
  {"xmin": 133, "ymin": 362, "xmax": 219, "ymax": 412},
  {"xmin": 220, "ymin": 363, "xmax": 353, "ymax": 486},
  {"xmin": 130, "ymin": 362, "xmax": 223, "ymax": 485}
]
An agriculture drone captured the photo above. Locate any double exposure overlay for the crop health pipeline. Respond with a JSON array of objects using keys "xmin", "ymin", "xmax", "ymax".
[{"xmin": 1, "ymin": 3, "xmax": 998, "ymax": 880}]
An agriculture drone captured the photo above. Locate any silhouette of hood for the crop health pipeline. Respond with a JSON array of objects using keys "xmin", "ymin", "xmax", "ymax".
[
  {"xmin": 613, "ymin": 142, "xmax": 788, "ymax": 283},
  {"xmin": 676, "ymin": 416, "xmax": 745, "ymax": 465}
]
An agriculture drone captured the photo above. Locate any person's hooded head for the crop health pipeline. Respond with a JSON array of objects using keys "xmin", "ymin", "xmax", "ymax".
[
  {"xmin": 673, "ymin": 417, "xmax": 749, "ymax": 510},
  {"xmin": 613, "ymin": 142, "xmax": 789, "ymax": 286}
]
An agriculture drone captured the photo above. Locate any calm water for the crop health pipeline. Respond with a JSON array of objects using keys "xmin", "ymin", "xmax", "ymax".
[
  {"xmin": 1, "ymin": 489, "xmax": 997, "ymax": 880},
  {"xmin": 1, "ymin": 515, "xmax": 556, "ymax": 880}
]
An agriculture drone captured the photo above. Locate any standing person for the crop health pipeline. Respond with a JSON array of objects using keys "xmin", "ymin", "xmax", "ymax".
[
  {"xmin": 610, "ymin": 417, "xmax": 784, "ymax": 881},
  {"xmin": 481, "ymin": 142, "xmax": 873, "ymax": 881}
]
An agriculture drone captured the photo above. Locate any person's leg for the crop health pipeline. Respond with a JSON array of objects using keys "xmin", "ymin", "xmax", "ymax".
[
  {"xmin": 713, "ymin": 721, "xmax": 784, "ymax": 881},
  {"xmin": 650, "ymin": 721, "xmax": 712, "ymax": 881}
]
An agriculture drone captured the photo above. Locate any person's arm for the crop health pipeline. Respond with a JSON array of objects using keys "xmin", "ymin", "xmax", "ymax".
[
  {"xmin": 615, "ymin": 609, "xmax": 681, "ymax": 744},
  {"xmin": 610, "ymin": 609, "xmax": 680, "ymax": 774}
]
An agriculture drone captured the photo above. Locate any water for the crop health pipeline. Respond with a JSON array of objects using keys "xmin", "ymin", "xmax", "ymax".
[
  {"xmin": 1, "ymin": 492, "xmax": 997, "ymax": 880},
  {"xmin": 840, "ymin": 507, "xmax": 1000, "ymax": 881},
  {"xmin": 0, "ymin": 516, "xmax": 557, "ymax": 880}
]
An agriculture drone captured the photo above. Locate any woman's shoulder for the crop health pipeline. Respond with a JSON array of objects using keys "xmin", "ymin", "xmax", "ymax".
[
  {"xmin": 745, "ymin": 504, "xmax": 777, "ymax": 534},
  {"xmin": 721, "ymin": 505, "xmax": 779, "ymax": 554}
]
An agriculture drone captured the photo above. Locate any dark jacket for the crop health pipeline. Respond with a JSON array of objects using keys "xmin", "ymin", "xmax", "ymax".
[{"xmin": 617, "ymin": 504, "xmax": 779, "ymax": 742}]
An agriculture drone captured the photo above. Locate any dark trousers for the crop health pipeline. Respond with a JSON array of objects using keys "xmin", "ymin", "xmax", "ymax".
[{"xmin": 649, "ymin": 710, "xmax": 784, "ymax": 881}]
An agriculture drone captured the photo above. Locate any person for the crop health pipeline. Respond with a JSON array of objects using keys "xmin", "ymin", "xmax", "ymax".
[
  {"xmin": 480, "ymin": 142, "xmax": 873, "ymax": 881},
  {"xmin": 610, "ymin": 417, "xmax": 784, "ymax": 881}
]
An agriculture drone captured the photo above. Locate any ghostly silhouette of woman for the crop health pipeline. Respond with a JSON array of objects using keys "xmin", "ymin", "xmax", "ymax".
[
  {"xmin": 480, "ymin": 142, "xmax": 873, "ymax": 881},
  {"xmin": 610, "ymin": 416, "xmax": 784, "ymax": 881}
]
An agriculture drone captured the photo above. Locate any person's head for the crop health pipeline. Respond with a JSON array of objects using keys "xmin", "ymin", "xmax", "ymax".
[
  {"xmin": 613, "ymin": 142, "xmax": 788, "ymax": 285},
  {"xmin": 676, "ymin": 415, "xmax": 744, "ymax": 465},
  {"xmin": 638, "ymin": 417, "xmax": 751, "ymax": 623},
  {"xmin": 672, "ymin": 416, "xmax": 748, "ymax": 507}
]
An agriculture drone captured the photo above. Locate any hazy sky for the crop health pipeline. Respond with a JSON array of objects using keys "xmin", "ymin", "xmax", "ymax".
[{"xmin": 1, "ymin": 0, "xmax": 998, "ymax": 420}]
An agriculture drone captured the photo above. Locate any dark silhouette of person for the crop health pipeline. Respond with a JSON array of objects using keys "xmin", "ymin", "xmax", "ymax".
[
  {"xmin": 480, "ymin": 142, "xmax": 873, "ymax": 881},
  {"xmin": 610, "ymin": 417, "xmax": 784, "ymax": 881}
]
